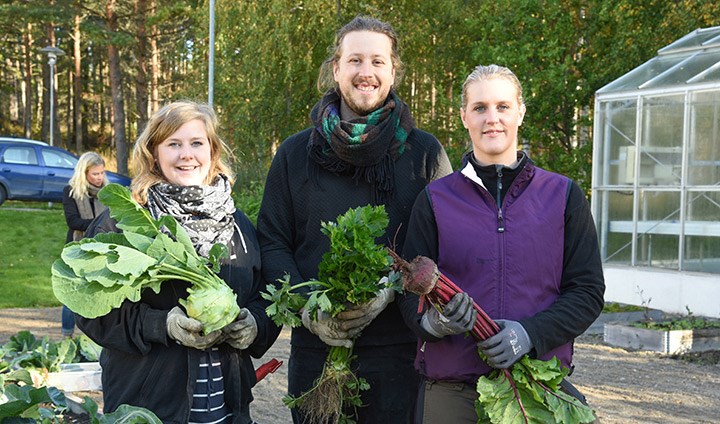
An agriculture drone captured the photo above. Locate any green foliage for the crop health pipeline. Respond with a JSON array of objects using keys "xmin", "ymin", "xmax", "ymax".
[
  {"xmin": 476, "ymin": 356, "xmax": 596, "ymax": 424},
  {"xmin": 634, "ymin": 306, "xmax": 720, "ymax": 331},
  {"xmin": 263, "ymin": 204, "xmax": 395, "ymax": 326},
  {"xmin": 602, "ymin": 302, "xmax": 644, "ymax": 313},
  {"xmin": 51, "ymin": 184, "xmax": 239, "ymax": 334},
  {"xmin": 0, "ymin": 331, "xmax": 102, "ymax": 373},
  {"xmin": 262, "ymin": 205, "xmax": 395, "ymax": 423}
]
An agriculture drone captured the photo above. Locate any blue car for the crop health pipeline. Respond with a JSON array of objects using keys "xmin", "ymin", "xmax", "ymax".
[{"xmin": 0, "ymin": 137, "xmax": 131, "ymax": 205}]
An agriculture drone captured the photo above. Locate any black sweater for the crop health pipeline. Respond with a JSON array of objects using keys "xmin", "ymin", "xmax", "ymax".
[{"xmin": 256, "ymin": 126, "xmax": 452, "ymax": 349}]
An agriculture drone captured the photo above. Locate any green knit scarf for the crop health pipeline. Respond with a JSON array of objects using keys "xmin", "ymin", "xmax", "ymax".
[{"xmin": 307, "ymin": 88, "xmax": 415, "ymax": 204}]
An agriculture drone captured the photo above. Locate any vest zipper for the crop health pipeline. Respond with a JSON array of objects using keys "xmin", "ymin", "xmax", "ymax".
[{"xmin": 496, "ymin": 166, "xmax": 505, "ymax": 233}]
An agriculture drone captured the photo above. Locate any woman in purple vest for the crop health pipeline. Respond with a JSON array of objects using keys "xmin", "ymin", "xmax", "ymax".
[{"xmin": 399, "ymin": 64, "xmax": 605, "ymax": 423}]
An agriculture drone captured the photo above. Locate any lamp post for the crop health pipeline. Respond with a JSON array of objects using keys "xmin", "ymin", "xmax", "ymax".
[
  {"xmin": 208, "ymin": 0, "xmax": 215, "ymax": 106},
  {"xmin": 40, "ymin": 46, "xmax": 65, "ymax": 146}
]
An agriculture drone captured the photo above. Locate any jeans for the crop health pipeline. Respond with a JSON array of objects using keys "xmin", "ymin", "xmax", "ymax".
[{"xmin": 61, "ymin": 305, "xmax": 75, "ymax": 336}]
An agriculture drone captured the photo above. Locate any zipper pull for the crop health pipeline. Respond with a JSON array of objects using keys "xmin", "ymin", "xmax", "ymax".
[{"xmin": 497, "ymin": 209, "xmax": 505, "ymax": 233}]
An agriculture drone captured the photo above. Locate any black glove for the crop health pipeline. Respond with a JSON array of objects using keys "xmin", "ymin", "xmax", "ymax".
[
  {"xmin": 477, "ymin": 319, "xmax": 533, "ymax": 368},
  {"xmin": 222, "ymin": 308, "xmax": 258, "ymax": 350},
  {"xmin": 166, "ymin": 306, "xmax": 223, "ymax": 350},
  {"xmin": 420, "ymin": 292, "xmax": 476, "ymax": 338}
]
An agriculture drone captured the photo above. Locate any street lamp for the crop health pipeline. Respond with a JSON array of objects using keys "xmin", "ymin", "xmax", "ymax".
[{"xmin": 40, "ymin": 45, "xmax": 65, "ymax": 146}]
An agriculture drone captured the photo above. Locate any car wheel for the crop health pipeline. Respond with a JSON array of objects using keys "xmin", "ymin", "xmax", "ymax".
[{"xmin": 0, "ymin": 185, "xmax": 6, "ymax": 206}]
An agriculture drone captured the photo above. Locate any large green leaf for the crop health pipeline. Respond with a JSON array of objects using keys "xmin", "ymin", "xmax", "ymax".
[
  {"xmin": 99, "ymin": 184, "xmax": 160, "ymax": 236},
  {"xmin": 51, "ymin": 260, "xmax": 159, "ymax": 319}
]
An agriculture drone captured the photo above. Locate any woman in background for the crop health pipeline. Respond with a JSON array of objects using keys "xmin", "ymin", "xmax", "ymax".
[{"xmin": 61, "ymin": 151, "xmax": 108, "ymax": 337}]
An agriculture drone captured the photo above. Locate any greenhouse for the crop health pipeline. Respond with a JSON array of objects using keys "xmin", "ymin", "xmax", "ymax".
[{"xmin": 592, "ymin": 26, "xmax": 720, "ymax": 317}]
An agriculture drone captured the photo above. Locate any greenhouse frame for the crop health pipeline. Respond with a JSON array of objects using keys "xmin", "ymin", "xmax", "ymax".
[{"xmin": 592, "ymin": 26, "xmax": 720, "ymax": 318}]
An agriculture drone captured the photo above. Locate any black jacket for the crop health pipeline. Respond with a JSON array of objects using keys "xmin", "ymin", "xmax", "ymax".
[
  {"xmin": 256, "ymin": 127, "xmax": 452, "ymax": 349},
  {"xmin": 61, "ymin": 185, "xmax": 98, "ymax": 244},
  {"xmin": 76, "ymin": 208, "xmax": 277, "ymax": 424}
]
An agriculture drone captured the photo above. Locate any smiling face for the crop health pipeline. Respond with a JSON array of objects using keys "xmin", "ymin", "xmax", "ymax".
[
  {"xmin": 86, "ymin": 164, "xmax": 106, "ymax": 188},
  {"xmin": 155, "ymin": 119, "xmax": 212, "ymax": 186},
  {"xmin": 461, "ymin": 78, "xmax": 526, "ymax": 165},
  {"xmin": 333, "ymin": 30, "xmax": 396, "ymax": 117}
]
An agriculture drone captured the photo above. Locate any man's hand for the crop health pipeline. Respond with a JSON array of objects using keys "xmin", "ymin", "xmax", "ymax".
[
  {"xmin": 301, "ymin": 309, "xmax": 353, "ymax": 349},
  {"xmin": 477, "ymin": 319, "xmax": 533, "ymax": 369},
  {"xmin": 420, "ymin": 292, "xmax": 476, "ymax": 338},
  {"xmin": 222, "ymin": 308, "xmax": 258, "ymax": 350},
  {"xmin": 333, "ymin": 286, "xmax": 395, "ymax": 337},
  {"xmin": 166, "ymin": 306, "xmax": 222, "ymax": 350}
]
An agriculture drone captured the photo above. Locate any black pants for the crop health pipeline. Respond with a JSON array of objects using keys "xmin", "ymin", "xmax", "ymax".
[{"xmin": 288, "ymin": 343, "xmax": 419, "ymax": 424}]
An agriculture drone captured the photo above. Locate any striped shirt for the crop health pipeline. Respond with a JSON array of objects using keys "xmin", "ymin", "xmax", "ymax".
[{"xmin": 188, "ymin": 347, "xmax": 232, "ymax": 424}]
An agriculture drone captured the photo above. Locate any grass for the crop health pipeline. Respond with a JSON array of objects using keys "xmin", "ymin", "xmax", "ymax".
[{"xmin": 0, "ymin": 203, "xmax": 67, "ymax": 308}]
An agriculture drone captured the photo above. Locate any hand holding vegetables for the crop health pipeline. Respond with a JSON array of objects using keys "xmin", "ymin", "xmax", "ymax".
[
  {"xmin": 166, "ymin": 306, "xmax": 223, "ymax": 349},
  {"xmin": 478, "ymin": 319, "xmax": 533, "ymax": 369},
  {"xmin": 420, "ymin": 292, "xmax": 477, "ymax": 338},
  {"xmin": 332, "ymin": 278, "xmax": 395, "ymax": 336},
  {"xmin": 301, "ymin": 309, "xmax": 354, "ymax": 348},
  {"xmin": 222, "ymin": 309, "xmax": 258, "ymax": 350}
]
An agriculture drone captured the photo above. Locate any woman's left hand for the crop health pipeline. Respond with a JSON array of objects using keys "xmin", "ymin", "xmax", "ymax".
[{"xmin": 222, "ymin": 308, "xmax": 258, "ymax": 350}]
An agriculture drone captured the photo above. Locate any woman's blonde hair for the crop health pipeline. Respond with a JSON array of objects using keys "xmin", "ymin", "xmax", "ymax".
[
  {"xmin": 69, "ymin": 151, "xmax": 107, "ymax": 200},
  {"xmin": 130, "ymin": 100, "xmax": 234, "ymax": 205},
  {"xmin": 461, "ymin": 64, "xmax": 525, "ymax": 110}
]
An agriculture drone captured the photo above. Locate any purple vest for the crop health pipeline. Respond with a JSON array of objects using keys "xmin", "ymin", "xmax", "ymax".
[{"xmin": 417, "ymin": 163, "xmax": 572, "ymax": 382}]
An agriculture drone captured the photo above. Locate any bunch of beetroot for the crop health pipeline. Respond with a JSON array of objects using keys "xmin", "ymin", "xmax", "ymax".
[{"xmin": 388, "ymin": 250, "xmax": 596, "ymax": 424}]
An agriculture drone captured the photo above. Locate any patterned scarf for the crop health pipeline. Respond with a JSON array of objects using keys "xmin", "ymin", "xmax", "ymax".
[
  {"xmin": 146, "ymin": 175, "xmax": 236, "ymax": 258},
  {"xmin": 307, "ymin": 88, "xmax": 415, "ymax": 204},
  {"xmin": 73, "ymin": 184, "xmax": 107, "ymax": 241}
]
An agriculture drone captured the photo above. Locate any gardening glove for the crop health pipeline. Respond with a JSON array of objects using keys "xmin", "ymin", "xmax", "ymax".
[
  {"xmin": 302, "ymin": 309, "xmax": 353, "ymax": 349},
  {"xmin": 334, "ymin": 279, "xmax": 395, "ymax": 337},
  {"xmin": 166, "ymin": 306, "xmax": 223, "ymax": 350},
  {"xmin": 420, "ymin": 292, "xmax": 477, "ymax": 338},
  {"xmin": 222, "ymin": 308, "xmax": 258, "ymax": 350},
  {"xmin": 477, "ymin": 319, "xmax": 533, "ymax": 369}
]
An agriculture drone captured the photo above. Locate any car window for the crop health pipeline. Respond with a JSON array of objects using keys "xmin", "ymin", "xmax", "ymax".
[
  {"xmin": 42, "ymin": 149, "xmax": 77, "ymax": 169},
  {"xmin": 1, "ymin": 146, "xmax": 38, "ymax": 165}
]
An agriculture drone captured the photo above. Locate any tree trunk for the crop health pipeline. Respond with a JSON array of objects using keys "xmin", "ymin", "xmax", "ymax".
[
  {"xmin": 135, "ymin": 0, "xmax": 149, "ymax": 134},
  {"xmin": 73, "ymin": 11, "xmax": 83, "ymax": 152},
  {"xmin": 107, "ymin": 0, "xmax": 128, "ymax": 175},
  {"xmin": 150, "ymin": 0, "xmax": 159, "ymax": 114},
  {"xmin": 22, "ymin": 23, "xmax": 33, "ymax": 138}
]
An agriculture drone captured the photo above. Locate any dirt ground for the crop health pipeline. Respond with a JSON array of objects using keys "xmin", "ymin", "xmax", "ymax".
[{"xmin": 1, "ymin": 307, "xmax": 719, "ymax": 423}]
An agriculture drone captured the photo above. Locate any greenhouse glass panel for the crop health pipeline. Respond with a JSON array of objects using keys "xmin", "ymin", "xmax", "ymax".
[
  {"xmin": 684, "ymin": 191, "xmax": 720, "ymax": 273},
  {"xmin": 659, "ymin": 27, "xmax": 720, "ymax": 53},
  {"xmin": 601, "ymin": 190, "xmax": 635, "ymax": 264},
  {"xmin": 689, "ymin": 90, "xmax": 720, "ymax": 186},
  {"xmin": 642, "ymin": 51, "xmax": 720, "ymax": 88},
  {"xmin": 639, "ymin": 95, "xmax": 684, "ymax": 186},
  {"xmin": 598, "ymin": 56, "xmax": 684, "ymax": 94},
  {"xmin": 597, "ymin": 99, "xmax": 637, "ymax": 185},
  {"xmin": 636, "ymin": 190, "xmax": 681, "ymax": 269}
]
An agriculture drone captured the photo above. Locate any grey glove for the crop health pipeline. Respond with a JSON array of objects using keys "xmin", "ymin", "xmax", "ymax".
[
  {"xmin": 302, "ymin": 309, "xmax": 353, "ymax": 349},
  {"xmin": 420, "ymin": 292, "xmax": 476, "ymax": 338},
  {"xmin": 222, "ymin": 308, "xmax": 258, "ymax": 350},
  {"xmin": 477, "ymin": 319, "xmax": 533, "ymax": 369},
  {"xmin": 166, "ymin": 306, "xmax": 223, "ymax": 350},
  {"xmin": 334, "ymin": 285, "xmax": 395, "ymax": 337}
]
